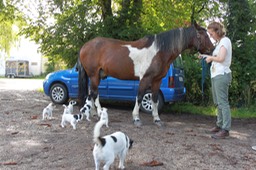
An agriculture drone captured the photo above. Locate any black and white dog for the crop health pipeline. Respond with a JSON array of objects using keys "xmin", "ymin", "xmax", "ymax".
[
  {"xmin": 42, "ymin": 103, "xmax": 54, "ymax": 120},
  {"xmin": 99, "ymin": 107, "xmax": 109, "ymax": 127},
  {"xmin": 93, "ymin": 120, "xmax": 133, "ymax": 170},
  {"xmin": 80, "ymin": 96, "xmax": 92, "ymax": 121},
  {"xmin": 67, "ymin": 100, "xmax": 77, "ymax": 114},
  {"xmin": 61, "ymin": 104, "xmax": 83, "ymax": 130}
]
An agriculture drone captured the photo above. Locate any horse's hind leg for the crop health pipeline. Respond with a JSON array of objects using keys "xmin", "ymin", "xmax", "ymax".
[
  {"xmin": 132, "ymin": 78, "xmax": 150, "ymax": 126},
  {"xmin": 90, "ymin": 76, "xmax": 102, "ymax": 118},
  {"xmin": 94, "ymin": 94, "xmax": 102, "ymax": 117},
  {"xmin": 132, "ymin": 97, "xmax": 141, "ymax": 126},
  {"xmin": 151, "ymin": 80, "xmax": 163, "ymax": 126}
]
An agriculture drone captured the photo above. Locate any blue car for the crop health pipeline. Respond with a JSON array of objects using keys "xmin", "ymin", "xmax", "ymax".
[{"xmin": 43, "ymin": 56, "xmax": 186, "ymax": 113}]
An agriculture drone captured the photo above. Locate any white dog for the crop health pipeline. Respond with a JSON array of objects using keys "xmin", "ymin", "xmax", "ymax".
[
  {"xmin": 80, "ymin": 97, "xmax": 92, "ymax": 121},
  {"xmin": 42, "ymin": 103, "xmax": 54, "ymax": 120},
  {"xmin": 93, "ymin": 120, "xmax": 133, "ymax": 170},
  {"xmin": 67, "ymin": 100, "xmax": 77, "ymax": 114},
  {"xmin": 61, "ymin": 104, "xmax": 83, "ymax": 130},
  {"xmin": 99, "ymin": 107, "xmax": 109, "ymax": 127}
]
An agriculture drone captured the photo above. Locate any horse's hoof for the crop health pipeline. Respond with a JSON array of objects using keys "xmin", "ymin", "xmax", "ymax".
[
  {"xmin": 133, "ymin": 119, "xmax": 142, "ymax": 127},
  {"xmin": 154, "ymin": 120, "xmax": 164, "ymax": 127}
]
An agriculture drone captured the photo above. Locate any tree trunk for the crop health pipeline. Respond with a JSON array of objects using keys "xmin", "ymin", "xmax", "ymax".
[{"xmin": 99, "ymin": 0, "xmax": 112, "ymax": 21}]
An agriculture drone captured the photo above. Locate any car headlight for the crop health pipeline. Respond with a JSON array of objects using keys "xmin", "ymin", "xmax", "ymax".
[{"xmin": 45, "ymin": 73, "xmax": 53, "ymax": 80}]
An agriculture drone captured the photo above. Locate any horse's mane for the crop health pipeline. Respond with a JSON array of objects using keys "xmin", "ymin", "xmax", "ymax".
[{"xmin": 147, "ymin": 26, "xmax": 196, "ymax": 53}]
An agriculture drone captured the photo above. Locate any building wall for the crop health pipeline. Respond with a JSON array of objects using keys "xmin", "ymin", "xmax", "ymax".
[{"xmin": 0, "ymin": 37, "xmax": 44, "ymax": 76}]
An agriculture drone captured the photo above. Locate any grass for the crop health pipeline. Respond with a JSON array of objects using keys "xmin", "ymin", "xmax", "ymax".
[
  {"xmin": 37, "ymin": 88, "xmax": 44, "ymax": 93},
  {"xmin": 0, "ymin": 75, "xmax": 45, "ymax": 79},
  {"xmin": 165, "ymin": 102, "xmax": 256, "ymax": 119}
]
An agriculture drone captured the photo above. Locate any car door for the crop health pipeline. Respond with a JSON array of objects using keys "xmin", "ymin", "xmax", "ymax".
[
  {"xmin": 101, "ymin": 77, "xmax": 136, "ymax": 101},
  {"xmin": 172, "ymin": 56, "xmax": 185, "ymax": 95},
  {"xmin": 69, "ymin": 67, "xmax": 79, "ymax": 96}
]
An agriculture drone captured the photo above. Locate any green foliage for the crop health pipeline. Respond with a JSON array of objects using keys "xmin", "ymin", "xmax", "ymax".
[
  {"xmin": 0, "ymin": 1, "xmax": 25, "ymax": 54},
  {"xmin": 182, "ymin": 53, "xmax": 212, "ymax": 105},
  {"xmin": 226, "ymin": 0, "xmax": 256, "ymax": 107},
  {"xmin": 165, "ymin": 102, "xmax": 256, "ymax": 118}
]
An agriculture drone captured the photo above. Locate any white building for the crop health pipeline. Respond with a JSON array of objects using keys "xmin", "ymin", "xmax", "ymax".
[{"xmin": 0, "ymin": 37, "xmax": 46, "ymax": 77}]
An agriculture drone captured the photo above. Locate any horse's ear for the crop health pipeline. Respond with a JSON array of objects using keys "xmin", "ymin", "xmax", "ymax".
[{"xmin": 192, "ymin": 20, "xmax": 200, "ymax": 30}]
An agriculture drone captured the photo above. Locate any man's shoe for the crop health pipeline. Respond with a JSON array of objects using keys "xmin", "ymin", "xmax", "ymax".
[
  {"xmin": 211, "ymin": 130, "xmax": 229, "ymax": 139},
  {"xmin": 206, "ymin": 126, "xmax": 221, "ymax": 134}
]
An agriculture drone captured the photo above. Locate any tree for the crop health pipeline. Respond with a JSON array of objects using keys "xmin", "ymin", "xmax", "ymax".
[
  {"xmin": 19, "ymin": 0, "xmax": 224, "ymax": 66},
  {"xmin": 226, "ymin": 0, "xmax": 256, "ymax": 106},
  {"xmin": 0, "ymin": 0, "xmax": 24, "ymax": 55}
]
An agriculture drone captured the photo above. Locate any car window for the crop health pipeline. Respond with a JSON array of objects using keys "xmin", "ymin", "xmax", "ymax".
[{"xmin": 173, "ymin": 55, "xmax": 184, "ymax": 69}]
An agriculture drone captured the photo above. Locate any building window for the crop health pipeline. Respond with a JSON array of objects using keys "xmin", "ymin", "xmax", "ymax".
[{"xmin": 31, "ymin": 62, "xmax": 38, "ymax": 66}]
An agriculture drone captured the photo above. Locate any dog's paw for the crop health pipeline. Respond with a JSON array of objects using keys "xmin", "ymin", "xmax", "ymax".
[
  {"xmin": 154, "ymin": 120, "xmax": 164, "ymax": 127},
  {"xmin": 118, "ymin": 165, "xmax": 125, "ymax": 169}
]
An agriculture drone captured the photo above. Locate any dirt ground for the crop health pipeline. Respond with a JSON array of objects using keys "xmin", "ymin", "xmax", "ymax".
[{"xmin": 0, "ymin": 89, "xmax": 256, "ymax": 170}]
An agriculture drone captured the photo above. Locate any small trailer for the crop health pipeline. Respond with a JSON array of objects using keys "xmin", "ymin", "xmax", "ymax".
[{"xmin": 5, "ymin": 60, "xmax": 33, "ymax": 78}]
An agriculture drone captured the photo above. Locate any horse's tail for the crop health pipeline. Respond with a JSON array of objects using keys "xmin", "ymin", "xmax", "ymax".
[{"xmin": 77, "ymin": 55, "xmax": 89, "ymax": 107}]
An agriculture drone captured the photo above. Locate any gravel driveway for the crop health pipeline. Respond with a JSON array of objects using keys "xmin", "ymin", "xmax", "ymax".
[{"xmin": 0, "ymin": 78, "xmax": 255, "ymax": 170}]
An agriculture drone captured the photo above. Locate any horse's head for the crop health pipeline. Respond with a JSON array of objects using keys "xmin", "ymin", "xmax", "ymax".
[{"xmin": 193, "ymin": 22, "xmax": 214, "ymax": 54}]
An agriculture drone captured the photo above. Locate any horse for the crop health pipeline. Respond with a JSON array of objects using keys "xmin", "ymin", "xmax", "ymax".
[{"xmin": 77, "ymin": 22, "xmax": 214, "ymax": 126}]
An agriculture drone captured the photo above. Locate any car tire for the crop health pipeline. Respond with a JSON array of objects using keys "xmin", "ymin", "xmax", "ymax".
[
  {"xmin": 140, "ymin": 92, "xmax": 164, "ymax": 114},
  {"xmin": 50, "ymin": 83, "xmax": 68, "ymax": 104}
]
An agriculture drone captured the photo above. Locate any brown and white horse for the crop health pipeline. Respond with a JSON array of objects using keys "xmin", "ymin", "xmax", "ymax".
[{"xmin": 77, "ymin": 22, "xmax": 214, "ymax": 126}]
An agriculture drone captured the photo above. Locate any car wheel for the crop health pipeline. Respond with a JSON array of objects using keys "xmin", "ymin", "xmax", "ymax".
[
  {"xmin": 140, "ymin": 92, "xmax": 164, "ymax": 114},
  {"xmin": 50, "ymin": 83, "xmax": 68, "ymax": 104}
]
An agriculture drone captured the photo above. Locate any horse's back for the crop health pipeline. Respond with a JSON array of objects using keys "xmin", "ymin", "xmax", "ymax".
[{"xmin": 81, "ymin": 36, "xmax": 152, "ymax": 51}]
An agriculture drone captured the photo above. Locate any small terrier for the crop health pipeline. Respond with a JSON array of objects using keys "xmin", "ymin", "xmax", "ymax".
[
  {"xmin": 99, "ymin": 107, "xmax": 109, "ymax": 127},
  {"xmin": 93, "ymin": 120, "xmax": 133, "ymax": 170},
  {"xmin": 42, "ymin": 103, "xmax": 54, "ymax": 120},
  {"xmin": 67, "ymin": 100, "xmax": 77, "ymax": 114},
  {"xmin": 61, "ymin": 104, "xmax": 83, "ymax": 130},
  {"xmin": 80, "ymin": 96, "xmax": 92, "ymax": 121}
]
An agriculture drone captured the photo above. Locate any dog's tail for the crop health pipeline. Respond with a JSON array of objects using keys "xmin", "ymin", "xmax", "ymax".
[
  {"xmin": 63, "ymin": 104, "xmax": 70, "ymax": 114},
  {"xmin": 93, "ymin": 120, "xmax": 106, "ymax": 146}
]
